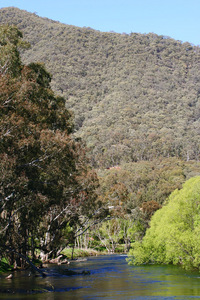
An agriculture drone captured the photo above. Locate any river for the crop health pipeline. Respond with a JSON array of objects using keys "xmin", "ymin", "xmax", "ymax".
[{"xmin": 0, "ymin": 254, "xmax": 200, "ymax": 299}]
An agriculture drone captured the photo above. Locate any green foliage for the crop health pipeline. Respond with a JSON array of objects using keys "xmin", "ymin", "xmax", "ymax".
[
  {"xmin": 1, "ymin": 8, "xmax": 200, "ymax": 167},
  {"xmin": 97, "ymin": 158, "xmax": 200, "ymax": 210},
  {"xmin": 0, "ymin": 258, "xmax": 12, "ymax": 273},
  {"xmin": 2, "ymin": 8, "xmax": 200, "ymax": 258},
  {"xmin": 61, "ymin": 247, "xmax": 100, "ymax": 259},
  {"xmin": 95, "ymin": 159, "xmax": 200, "ymax": 243},
  {"xmin": 128, "ymin": 176, "xmax": 200, "ymax": 271},
  {"xmin": 0, "ymin": 24, "xmax": 102, "ymax": 267}
]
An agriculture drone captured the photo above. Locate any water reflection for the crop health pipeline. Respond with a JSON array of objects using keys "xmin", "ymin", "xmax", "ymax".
[{"xmin": 1, "ymin": 255, "xmax": 200, "ymax": 299}]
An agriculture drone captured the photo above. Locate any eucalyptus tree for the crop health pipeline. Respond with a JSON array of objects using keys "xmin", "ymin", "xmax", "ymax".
[{"xmin": 0, "ymin": 25, "xmax": 102, "ymax": 268}]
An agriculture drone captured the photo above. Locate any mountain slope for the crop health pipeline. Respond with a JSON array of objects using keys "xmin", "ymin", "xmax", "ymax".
[{"xmin": 1, "ymin": 7, "xmax": 200, "ymax": 167}]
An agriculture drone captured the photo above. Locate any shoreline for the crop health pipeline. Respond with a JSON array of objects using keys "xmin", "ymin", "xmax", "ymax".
[{"xmin": 0, "ymin": 248, "xmax": 126, "ymax": 274}]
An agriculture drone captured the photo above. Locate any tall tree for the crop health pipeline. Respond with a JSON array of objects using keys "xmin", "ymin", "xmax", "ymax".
[{"xmin": 0, "ymin": 25, "xmax": 101, "ymax": 268}]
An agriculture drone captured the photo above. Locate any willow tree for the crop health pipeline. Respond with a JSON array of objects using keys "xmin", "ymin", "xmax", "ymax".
[
  {"xmin": 128, "ymin": 176, "xmax": 200, "ymax": 271},
  {"xmin": 0, "ymin": 25, "xmax": 102, "ymax": 268}
]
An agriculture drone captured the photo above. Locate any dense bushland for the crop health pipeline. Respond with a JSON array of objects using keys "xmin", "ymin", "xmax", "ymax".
[{"xmin": 1, "ymin": 7, "xmax": 200, "ymax": 167}]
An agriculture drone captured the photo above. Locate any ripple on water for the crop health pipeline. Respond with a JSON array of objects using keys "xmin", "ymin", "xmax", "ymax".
[{"xmin": 1, "ymin": 255, "xmax": 200, "ymax": 300}]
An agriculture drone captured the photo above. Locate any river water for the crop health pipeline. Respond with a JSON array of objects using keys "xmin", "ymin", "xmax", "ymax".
[{"xmin": 1, "ymin": 254, "xmax": 200, "ymax": 299}]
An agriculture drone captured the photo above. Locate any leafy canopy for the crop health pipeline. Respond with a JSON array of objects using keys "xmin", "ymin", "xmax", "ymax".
[
  {"xmin": 0, "ymin": 24, "xmax": 101, "ymax": 267},
  {"xmin": 1, "ymin": 7, "xmax": 200, "ymax": 167},
  {"xmin": 128, "ymin": 176, "xmax": 200, "ymax": 271}
]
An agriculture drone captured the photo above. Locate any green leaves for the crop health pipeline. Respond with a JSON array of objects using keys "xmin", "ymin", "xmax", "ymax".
[
  {"xmin": 0, "ymin": 25, "xmax": 24, "ymax": 77},
  {"xmin": 0, "ymin": 24, "xmax": 101, "ymax": 266},
  {"xmin": 2, "ymin": 8, "xmax": 200, "ymax": 167},
  {"xmin": 128, "ymin": 176, "xmax": 200, "ymax": 270}
]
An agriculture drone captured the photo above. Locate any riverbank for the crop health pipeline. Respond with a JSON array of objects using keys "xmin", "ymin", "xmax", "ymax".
[
  {"xmin": 61, "ymin": 247, "xmax": 107, "ymax": 260},
  {"xmin": 61, "ymin": 245, "xmax": 128, "ymax": 261},
  {"xmin": 0, "ymin": 248, "xmax": 106, "ymax": 273},
  {"xmin": 0, "ymin": 246, "xmax": 125, "ymax": 273}
]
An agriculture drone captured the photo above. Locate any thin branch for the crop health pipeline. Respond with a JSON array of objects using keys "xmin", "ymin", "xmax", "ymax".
[
  {"xmin": 0, "ymin": 60, "xmax": 9, "ymax": 76},
  {"xmin": 75, "ymin": 216, "xmax": 112, "ymax": 238},
  {"xmin": 51, "ymin": 205, "xmax": 72, "ymax": 223},
  {"xmin": 75, "ymin": 207, "xmax": 106, "ymax": 235}
]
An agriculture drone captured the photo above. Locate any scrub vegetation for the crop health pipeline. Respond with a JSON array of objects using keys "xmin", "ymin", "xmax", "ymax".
[{"xmin": 1, "ymin": 7, "xmax": 200, "ymax": 271}]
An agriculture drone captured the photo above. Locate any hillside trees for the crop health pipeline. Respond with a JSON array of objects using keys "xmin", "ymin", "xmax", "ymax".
[
  {"xmin": 0, "ymin": 24, "xmax": 102, "ymax": 268},
  {"xmin": 2, "ymin": 8, "xmax": 200, "ymax": 167},
  {"xmin": 97, "ymin": 158, "xmax": 199, "ymax": 211},
  {"xmin": 128, "ymin": 176, "xmax": 200, "ymax": 271},
  {"xmin": 94, "ymin": 159, "xmax": 200, "ymax": 246}
]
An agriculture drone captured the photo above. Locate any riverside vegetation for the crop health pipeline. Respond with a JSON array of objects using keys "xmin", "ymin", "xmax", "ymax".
[
  {"xmin": 1, "ymin": 7, "xmax": 200, "ymax": 272},
  {"xmin": 0, "ymin": 24, "xmax": 106, "ymax": 273},
  {"xmin": 128, "ymin": 176, "xmax": 200, "ymax": 271}
]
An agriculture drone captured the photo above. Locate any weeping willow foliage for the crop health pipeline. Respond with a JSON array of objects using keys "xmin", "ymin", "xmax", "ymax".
[{"xmin": 128, "ymin": 176, "xmax": 200, "ymax": 271}]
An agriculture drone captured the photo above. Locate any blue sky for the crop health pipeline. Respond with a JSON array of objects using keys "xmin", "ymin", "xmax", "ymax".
[{"xmin": 0, "ymin": 0, "xmax": 200, "ymax": 45}]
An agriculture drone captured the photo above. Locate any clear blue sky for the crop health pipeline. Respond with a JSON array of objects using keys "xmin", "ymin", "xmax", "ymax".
[{"xmin": 1, "ymin": 0, "xmax": 200, "ymax": 45}]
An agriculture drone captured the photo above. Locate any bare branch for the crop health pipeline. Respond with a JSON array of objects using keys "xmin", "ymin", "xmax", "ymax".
[
  {"xmin": 75, "ymin": 216, "xmax": 112, "ymax": 238},
  {"xmin": 0, "ymin": 60, "xmax": 9, "ymax": 76},
  {"xmin": 51, "ymin": 205, "xmax": 72, "ymax": 223},
  {"xmin": 75, "ymin": 207, "xmax": 107, "ymax": 235}
]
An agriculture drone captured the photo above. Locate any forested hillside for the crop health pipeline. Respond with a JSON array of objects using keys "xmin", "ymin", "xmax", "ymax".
[
  {"xmin": 2, "ymin": 7, "xmax": 200, "ymax": 267},
  {"xmin": 1, "ymin": 7, "xmax": 200, "ymax": 168}
]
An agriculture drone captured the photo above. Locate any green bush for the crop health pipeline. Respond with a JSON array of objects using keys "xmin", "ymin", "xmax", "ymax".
[{"xmin": 128, "ymin": 176, "xmax": 200, "ymax": 271}]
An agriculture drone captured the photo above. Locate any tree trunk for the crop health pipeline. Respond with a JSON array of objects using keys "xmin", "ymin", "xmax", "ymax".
[{"xmin": 71, "ymin": 243, "xmax": 75, "ymax": 260}]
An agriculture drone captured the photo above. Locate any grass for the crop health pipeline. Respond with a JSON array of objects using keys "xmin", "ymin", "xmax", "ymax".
[
  {"xmin": 61, "ymin": 248, "xmax": 107, "ymax": 259},
  {"xmin": 0, "ymin": 258, "xmax": 13, "ymax": 273},
  {"xmin": 61, "ymin": 245, "xmax": 127, "ymax": 260}
]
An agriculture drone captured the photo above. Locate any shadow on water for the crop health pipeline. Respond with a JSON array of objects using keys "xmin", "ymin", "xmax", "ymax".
[{"xmin": 1, "ymin": 255, "xmax": 200, "ymax": 299}]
